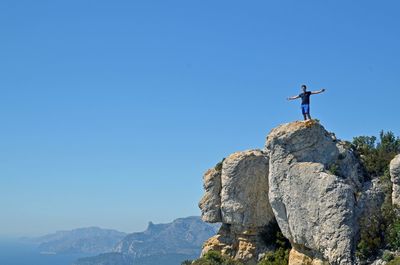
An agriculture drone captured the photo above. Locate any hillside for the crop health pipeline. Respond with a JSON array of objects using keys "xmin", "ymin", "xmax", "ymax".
[
  {"xmin": 33, "ymin": 227, "xmax": 127, "ymax": 254},
  {"xmin": 74, "ymin": 216, "xmax": 219, "ymax": 265}
]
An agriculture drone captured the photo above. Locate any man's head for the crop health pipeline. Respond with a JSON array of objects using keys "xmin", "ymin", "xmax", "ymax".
[{"xmin": 301, "ymin": 84, "xmax": 307, "ymax": 92}]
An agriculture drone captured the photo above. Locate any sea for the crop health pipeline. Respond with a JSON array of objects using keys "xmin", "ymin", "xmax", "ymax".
[{"xmin": 0, "ymin": 240, "xmax": 88, "ymax": 265}]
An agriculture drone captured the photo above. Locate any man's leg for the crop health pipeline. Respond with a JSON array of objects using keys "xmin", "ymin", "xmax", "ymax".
[
  {"xmin": 302, "ymin": 105, "xmax": 310, "ymax": 120},
  {"xmin": 305, "ymin": 105, "xmax": 311, "ymax": 120},
  {"xmin": 301, "ymin": 105, "xmax": 307, "ymax": 120}
]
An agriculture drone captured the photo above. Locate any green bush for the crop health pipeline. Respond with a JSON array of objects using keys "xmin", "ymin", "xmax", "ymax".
[
  {"xmin": 356, "ymin": 212, "xmax": 382, "ymax": 260},
  {"xmin": 383, "ymin": 250, "xmax": 394, "ymax": 262},
  {"xmin": 181, "ymin": 260, "xmax": 193, "ymax": 265},
  {"xmin": 258, "ymin": 231, "xmax": 290, "ymax": 265},
  {"xmin": 356, "ymin": 170, "xmax": 400, "ymax": 261},
  {"xmin": 191, "ymin": 251, "xmax": 244, "ymax": 265},
  {"xmin": 274, "ymin": 230, "xmax": 291, "ymax": 250},
  {"xmin": 353, "ymin": 131, "xmax": 400, "ymax": 261},
  {"xmin": 214, "ymin": 158, "xmax": 226, "ymax": 172},
  {"xmin": 387, "ymin": 257, "xmax": 400, "ymax": 265},
  {"xmin": 258, "ymin": 248, "xmax": 289, "ymax": 265},
  {"xmin": 353, "ymin": 131, "xmax": 400, "ymax": 179},
  {"xmin": 328, "ymin": 163, "xmax": 340, "ymax": 176},
  {"xmin": 386, "ymin": 217, "xmax": 400, "ymax": 250}
]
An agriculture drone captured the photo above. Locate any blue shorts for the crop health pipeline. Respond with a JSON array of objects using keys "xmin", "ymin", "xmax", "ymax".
[{"xmin": 301, "ymin": 104, "xmax": 310, "ymax": 115}]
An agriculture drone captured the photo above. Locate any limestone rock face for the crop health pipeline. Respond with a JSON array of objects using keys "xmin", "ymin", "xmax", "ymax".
[
  {"xmin": 199, "ymin": 168, "xmax": 222, "ymax": 223},
  {"xmin": 201, "ymin": 224, "xmax": 274, "ymax": 265},
  {"xmin": 199, "ymin": 149, "xmax": 275, "ymax": 264},
  {"xmin": 390, "ymin": 154, "xmax": 400, "ymax": 206},
  {"xmin": 220, "ymin": 150, "xmax": 274, "ymax": 227},
  {"xmin": 356, "ymin": 178, "xmax": 385, "ymax": 222},
  {"xmin": 265, "ymin": 121, "xmax": 363, "ymax": 265},
  {"xmin": 288, "ymin": 249, "xmax": 327, "ymax": 265}
]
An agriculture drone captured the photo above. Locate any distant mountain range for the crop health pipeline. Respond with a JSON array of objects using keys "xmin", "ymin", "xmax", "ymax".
[
  {"xmin": 31, "ymin": 227, "xmax": 127, "ymax": 254},
  {"xmin": 74, "ymin": 253, "xmax": 194, "ymax": 265},
  {"xmin": 73, "ymin": 216, "xmax": 219, "ymax": 265}
]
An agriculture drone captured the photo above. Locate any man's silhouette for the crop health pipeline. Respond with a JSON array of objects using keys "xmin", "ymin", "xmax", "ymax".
[{"xmin": 287, "ymin": 85, "xmax": 326, "ymax": 120}]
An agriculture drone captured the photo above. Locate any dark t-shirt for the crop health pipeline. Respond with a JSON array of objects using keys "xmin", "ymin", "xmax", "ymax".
[{"xmin": 299, "ymin": 91, "xmax": 312, "ymax": 105}]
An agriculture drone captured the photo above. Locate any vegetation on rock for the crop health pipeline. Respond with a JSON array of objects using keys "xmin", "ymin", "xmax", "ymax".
[
  {"xmin": 353, "ymin": 131, "xmax": 400, "ymax": 179},
  {"xmin": 186, "ymin": 230, "xmax": 290, "ymax": 265},
  {"xmin": 188, "ymin": 251, "xmax": 244, "ymax": 265},
  {"xmin": 258, "ymin": 231, "xmax": 290, "ymax": 265},
  {"xmin": 214, "ymin": 158, "xmax": 225, "ymax": 172},
  {"xmin": 387, "ymin": 257, "xmax": 400, "ymax": 265},
  {"xmin": 353, "ymin": 131, "xmax": 400, "ymax": 261}
]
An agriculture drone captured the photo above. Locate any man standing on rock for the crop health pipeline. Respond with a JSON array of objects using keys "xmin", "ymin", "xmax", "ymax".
[{"xmin": 287, "ymin": 84, "xmax": 326, "ymax": 121}]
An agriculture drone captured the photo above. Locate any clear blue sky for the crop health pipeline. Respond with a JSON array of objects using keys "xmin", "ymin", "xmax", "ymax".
[{"xmin": 1, "ymin": 0, "xmax": 399, "ymax": 237}]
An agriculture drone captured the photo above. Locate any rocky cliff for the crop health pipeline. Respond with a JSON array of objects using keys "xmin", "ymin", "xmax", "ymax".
[
  {"xmin": 199, "ymin": 150, "xmax": 275, "ymax": 263},
  {"xmin": 199, "ymin": 120, "xmax": 395, "ymax": 265},
  {"xmin": 391, "ymin": 155, "xmax": 400, "ymax": 207}
]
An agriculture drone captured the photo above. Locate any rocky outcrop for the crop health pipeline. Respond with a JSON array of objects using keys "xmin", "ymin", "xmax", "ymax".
[
  {"xmin": 198, "ymin": 120, "xmax": 384, "ymax": 265},
  {"xmin": 220, "ymin": 150, "xmax": 274, "ymax": 227},
  {"xmin": 265, "ymin": 120, "xmax": 363, "ymax": 265},
  {"xmin": 199, "ymin": 150, "xmax": 275, "ymax": 264},
  {"xmin": 199, "ymin": 168, "xmax": 222, "ymax": 222},
  {"xmin": 390, "ymin": 155, "xmax": 400, "ymax": 206},
  {"xmin": 288, "ymin": 248, "xmax": 327, "ymax": 265},
  {"xmin": 201, "ymin": 223, "xmax": 275, "ymax": 264}
]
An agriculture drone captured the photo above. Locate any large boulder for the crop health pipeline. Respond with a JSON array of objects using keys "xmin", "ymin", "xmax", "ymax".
[
  {"xmin": 199, "ymin": 168, "xmax": 222, "ymax": 223},
  {"xmin": 265, "ymin": 120, "xmax": 364, "ymax": 265},
  {"xmin": 220, "ymin": 150, "xmax": 274, "ymax": 227},
  {"xmin": 199, "ymin": 149, "xmax": 275, "ymax": 264},
  {"xmin": 391, "ymin": 155, "xmax": 400, "ymax": 206}
]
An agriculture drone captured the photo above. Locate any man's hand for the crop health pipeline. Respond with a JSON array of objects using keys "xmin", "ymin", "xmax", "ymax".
[
  {"xmin": 287, "ymin": 95, "xmax": 300, "ymax": 100},
  {"xmin": 311, "ymin": 89, "xmax": 326, "ymax": 95}
]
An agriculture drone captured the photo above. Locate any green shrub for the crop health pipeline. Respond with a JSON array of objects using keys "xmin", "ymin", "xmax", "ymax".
[
  {"xmin": 181, "ymin": 260, "xmax": 193, "ymax": 265},
  {"xmin": 258, "ymin": 248, "xmax": 289, "ymax": 265},
  {"xmin": 356, "ymin": 172, "xmax": 398, "ymax": 261},
  {"xmin": 328, "ymin": 163, "xmax": 340, "ymax": 176},
  {"xmin": 215, "ymin": 158, "xmax": 226, "ymax": 172},
  {"xmin": 353, "ymin": 131, "xmax": 400, "ymax": 179},
  {"xmin": 387, "ymin": 257, "xmax": 400, "ymax": 265},
  {"xmin": 258, "ymin": 231, "xmax": 290, "ymax": 265},
  {"xmin": 383, "ymin": 250, "xmax": 394, "ymax": 262},
  {"xmin": 191, "ymin": 251, "xmax": 243, "ymax": 265},
  {"xmin": 356, "ymin": 211, "xmax": 382, "ymax": 260},
  {"xmin": 386, "ymin": 217, "xmax": 400, "ymax": 250},
  {"xmin": 274, "ymin": 230, "xmax": 291, "ymax": 250},
  {"xmin": 353, "ymin": 131, "xmax": 400, "ymax": 261}
]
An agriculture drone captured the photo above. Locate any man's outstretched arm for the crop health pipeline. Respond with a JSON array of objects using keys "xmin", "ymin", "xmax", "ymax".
[
  {"xmin": 287, "ymin": 95, "xmax": 300, "ymax": 100},
  {"xmin": 311, "ymin": 88, "xmax": 326, "ymax": 95}
]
